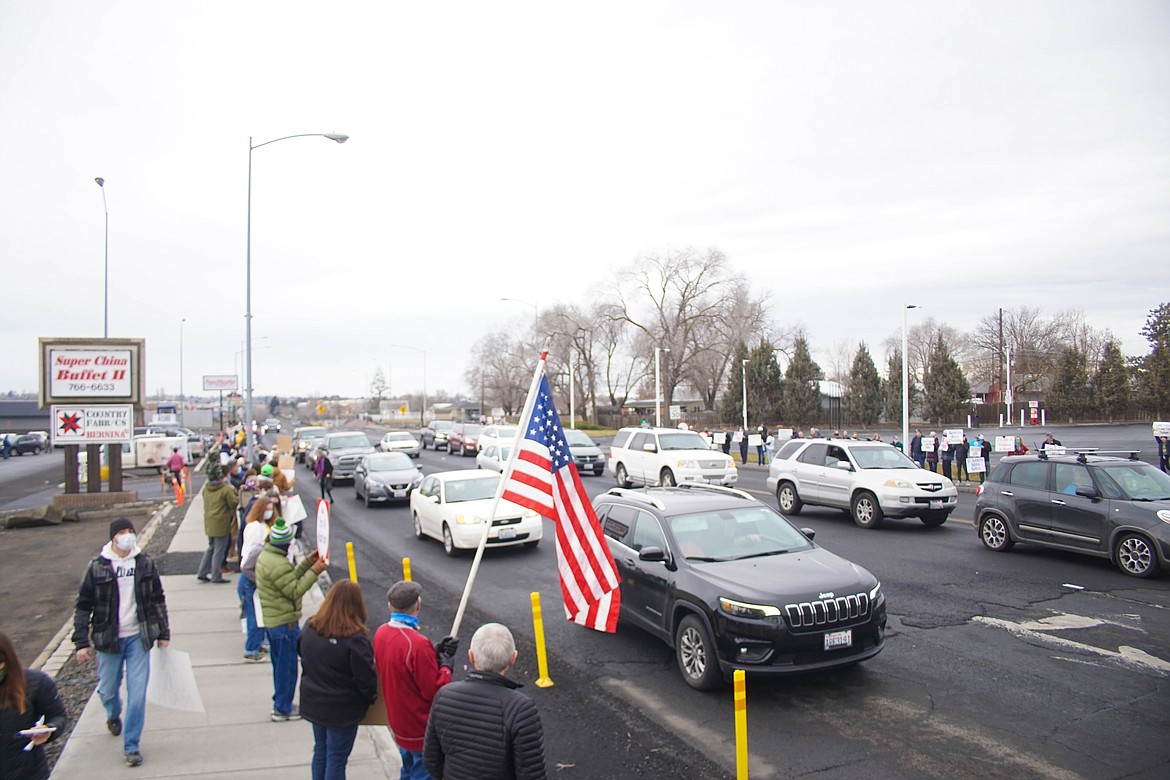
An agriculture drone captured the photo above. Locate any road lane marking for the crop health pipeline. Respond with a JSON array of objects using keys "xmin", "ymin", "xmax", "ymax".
[
  {"xmin": 599, "ymin": 677, "xmax": 779, "ymax": 778},
  {"xmin": 973, "ymin": 614, "xmax": 1170, "ymax": 674}
]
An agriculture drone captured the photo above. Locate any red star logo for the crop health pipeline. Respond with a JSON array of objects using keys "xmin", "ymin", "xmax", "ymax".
[{"xmin": 59, "ymin": 412, "xmax": 82, "ymax": 435}]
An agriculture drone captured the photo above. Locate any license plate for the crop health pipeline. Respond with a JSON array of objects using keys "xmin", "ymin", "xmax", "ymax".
[
  {"xmin": 824, "ymin": 629, "xmax": 852, "ymax": 651},
  {"xmin": 930, "ymin": 500, "xmax": 942, "ymax": 509},
  {"xmin": 497, "ymin": 528, "xmax": 516, "ymax": 540},
  {"xmin": 392, "ymin": 489, "xmax": 405, "ymax": 498}
]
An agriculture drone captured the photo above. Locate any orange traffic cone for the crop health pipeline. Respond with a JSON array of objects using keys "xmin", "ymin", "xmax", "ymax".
[{"xmin": 174, "ymin": 480, "xmax": 185, "ymax": 506}]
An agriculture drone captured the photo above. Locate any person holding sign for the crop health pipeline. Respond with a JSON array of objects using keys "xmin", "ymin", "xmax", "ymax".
[
  {"xmin": 0, "ymin": 632, "xmax": 67, "ymax": 780},
  {"xmin": 298, "ymin": 580, "xmax": 378, "ymax": 780}
]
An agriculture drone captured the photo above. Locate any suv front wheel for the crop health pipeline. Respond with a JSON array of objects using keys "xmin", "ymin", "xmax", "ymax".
[
  {"xmin": 851, "ymin": 491, "xmax": 884, "ymax": 529},
  {"xmin": 1115, "ymin": 533, "xmax": 1159, "ymax": 578},
  {"xmin": 615, "ymin": 464, "xmax": 632, "ymax": 488},
  {"xmin": 659, "ymin": 468, "xmax": 676, "ymax": 487},
  {"xmin": 776, "ymin": 482, "xmax": 802, "ymax": 515},
  {"xmin": 675, "ymin": 614, "xmax": 721, "ymax": 691}
]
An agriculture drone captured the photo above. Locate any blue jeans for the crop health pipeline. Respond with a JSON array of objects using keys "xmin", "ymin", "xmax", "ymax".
[
  {"xmin": 267, "ymin": 622, "xmax": 300, "ymax": 714},
  {"xmin": 311, "ymin": 722, "xmax": 360, "ymax": 780},
  {"xmin": 399, "ymin": 749, "xmax": 432, "ymax": 780},
  {"xmin": 237, "ymin": 577, "xmax": 265, "ymax": 654},
  {"xmin": 96, "ymin": 636, "xmax": 150, "ymax": 753}
]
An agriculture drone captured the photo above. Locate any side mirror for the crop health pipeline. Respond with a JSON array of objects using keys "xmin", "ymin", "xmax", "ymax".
[
  {"xmin": 643, "ymin": 443, "xmax": 658, "ymax": 453},
  {"xmin": 1074, "ymin": 486, "xmax": 1099, "ymax": 500},
  {"xmin": 835, "ymin": 461, "xmax": 853, "ymax": 471},
  {"xmin": 800, "ymin": 527, "xmax": 816, "ymax": 541},
  {"xmin": 638, "ymin": 546, "xmax": 667, "ymax": 563},
  {"xmin": 427, "ymin": 494, "xmax": 439, "ymax": 503}
]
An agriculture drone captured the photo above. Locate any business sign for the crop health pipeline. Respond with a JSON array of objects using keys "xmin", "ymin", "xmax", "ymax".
[
  {"xmin": 39, "ymin": 338, "xmax": 145, "ymax": 407},
  {"xmin": 203, "ymin": 374, "xmax": 239, "ymax": 391},
  {"xmin": 51, "ymin": 405, "xmax": 134, "ymax": 445}
]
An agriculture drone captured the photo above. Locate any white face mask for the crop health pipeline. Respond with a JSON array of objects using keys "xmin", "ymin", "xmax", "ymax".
[
  {"xmin": 115, "ymin": 532, "xmax": 136, "ymax": 552},
  {"xmin": 263, "ymin": 510, "xmax": 273, "ymax": 520}
]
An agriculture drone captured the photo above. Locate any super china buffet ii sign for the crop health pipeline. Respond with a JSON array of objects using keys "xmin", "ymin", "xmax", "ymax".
[{"xmin": 39, "ymin": 338, "xmax": 145, "ymax": 407}]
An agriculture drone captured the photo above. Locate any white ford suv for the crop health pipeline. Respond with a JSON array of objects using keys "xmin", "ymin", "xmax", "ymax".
[
  {"xmin": 607, "ymin": 427, "xmax": 737, "ymax": 488},
  {"xmin": 766, "ymin": 438, "xmax": 957, "ymax": 528}
]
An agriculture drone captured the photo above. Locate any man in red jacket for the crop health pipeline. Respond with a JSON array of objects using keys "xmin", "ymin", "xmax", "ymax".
[{"xmin": 373, "ymin": 581, "xmax": 458, "ymax": 780}]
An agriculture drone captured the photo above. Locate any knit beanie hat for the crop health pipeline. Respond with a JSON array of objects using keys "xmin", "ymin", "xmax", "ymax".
[
  {"xmin": 268, "ymin": 517, "xmax": 293, "ymax": 546},
  {"xmin": 260, "ymin": 464, "xmax": 275, "ymax": 477},
  {"xmin": 205, "ymin": 457, "xmax": 224, "ymax": 481},
  {"xmin": 109, "ymin": 517, "xmax": 135, "ymax": 539}
]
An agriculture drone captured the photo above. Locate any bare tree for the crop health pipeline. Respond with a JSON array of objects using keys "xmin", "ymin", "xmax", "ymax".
[{"xmin": 465, "ymin": 331, "xmax": 530, "ymax": 416}]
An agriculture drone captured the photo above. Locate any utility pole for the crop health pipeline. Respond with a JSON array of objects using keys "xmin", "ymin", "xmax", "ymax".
[{"xmin": 998, "ymin": 307, "xmax": 1005, "ymax": 413}]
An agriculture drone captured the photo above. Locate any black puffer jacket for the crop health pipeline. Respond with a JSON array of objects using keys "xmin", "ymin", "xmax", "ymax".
[
  {"xmin": 423, "ymin": 671, "xmax": 546, "ymax": 780},
  {"xmin": 297, "ymin": 625, "xmax": 378, "ymax": 728},
  {"xmin": 0, "ymin": 670, "xmax": 68, "ymax": 780},
  {"xmin": 72, "ymin": 547, "xmax": 170, "ymax": 653}
]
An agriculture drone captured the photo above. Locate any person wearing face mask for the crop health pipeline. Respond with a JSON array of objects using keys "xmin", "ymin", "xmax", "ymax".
[
  {"xmin": 239, "ymin": 495, "xmax": 279, "ymax": 662},
  {"xmin": 72, "ymin": 518, "xmax": 170, "ymax": 768},
  {"xmin": 0, "ymin": 631, "xmax": 68, "ymax": 780}
]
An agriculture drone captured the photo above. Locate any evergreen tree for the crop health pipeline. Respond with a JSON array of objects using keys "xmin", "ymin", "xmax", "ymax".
[
  {"xmin": 748, "ymin": 340, "xmax": 785, "ymax": 425},
  {"xmin": 1136, "ymin": 346, "xmax": 1170, "ymax": 419},
  {"xmin": 922, "ymin": 335, "xmax": 970, "ymax": 424},
  {"xmin": 1091, "ymin": 341, "xmax": 1130, "ymax": 421},
  {"xmin": 845, "ymin": 343, "xmax": 882, "ymax": 426},
  {"xmin": 718, "ymin": 341, "xmax": 750, "ymax": 424},
  {"xmin": 783, "ymin": 335, "xmax": 823, "ymax": 426},
  {"xmin": 882, "ymin": 351, "xmax": 903, "ymax": 424},
  {"xmin": 1046, "ymin": 347, "xmax": 1091, "ymax": 422}
]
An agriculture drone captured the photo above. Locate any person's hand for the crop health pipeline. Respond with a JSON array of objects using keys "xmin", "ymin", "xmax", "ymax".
[
  {"xmin": 30, "ymin": 731, "xmax": 51, "ymax": 746},
  {"xmin": 311, "ymin": 559, "xmax": 328, "ymax": 574},
  {"xmin": 75, "ymin": 647, "xmax": 92, "ymax": 663},
  {"xmin": 435, "ymin": 635, "xmax": 460, "ymax": 667},
  {"xmin": 157, "ymin": 640, "xmax": 169, "ymax": 648},
  {"xmin": 306, "ymin": 550, "xmax": 320, "ymax": 563}
]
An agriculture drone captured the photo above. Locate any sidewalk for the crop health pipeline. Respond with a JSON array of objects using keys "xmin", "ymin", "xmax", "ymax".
[{"xmin": 51, "ymin": 491, "xmax": 399, "ymax": 779}]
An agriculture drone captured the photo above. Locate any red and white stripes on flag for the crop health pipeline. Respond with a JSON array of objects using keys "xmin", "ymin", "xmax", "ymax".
[{"xmin": 501, "ymin": 372, "xmax": 621, "ymax": 632}]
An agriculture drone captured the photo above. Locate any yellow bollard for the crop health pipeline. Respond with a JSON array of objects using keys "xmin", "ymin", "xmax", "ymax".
[
  {"xmin": 734, "ymin": 669, "xmax": 748, "ymax": 780},
  {"xmin": 529, "ymin": 592, "xmax": 554, "ymax": 688},
  {"xmin": 346, "ymin": 542, "xmax": 358, "ymax": 583},
  {"xmin": 402, "ymin": 557, "xmax": 412, "ymax": 582}
]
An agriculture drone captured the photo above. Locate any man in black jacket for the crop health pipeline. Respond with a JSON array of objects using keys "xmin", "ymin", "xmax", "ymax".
[
  {"xmin": 73, "ymin": 518, "xmax": 170, "ymax": 768},
  {"xmin": 423, "ymin": 623, "xmax": 546, "ymax": 780}
]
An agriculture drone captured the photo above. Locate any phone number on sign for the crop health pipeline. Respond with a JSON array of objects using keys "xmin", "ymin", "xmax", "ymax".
[{"xmin": 67, "ymin": 382, "xmax": 118, "ymax": 393}]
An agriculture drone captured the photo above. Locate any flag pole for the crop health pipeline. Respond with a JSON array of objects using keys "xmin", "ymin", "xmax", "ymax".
[{"xmin": 449, "ymin": 342, "xmax": 550, "ymax": 638}]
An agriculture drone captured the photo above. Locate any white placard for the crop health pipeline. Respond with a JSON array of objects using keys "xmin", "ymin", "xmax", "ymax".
[
  {"xmin": 994, "ymin": 436, "xmax": 1016, "ymax": 453},
  {"xmin": 668, "ymin": 404, "xmax": 681, "ymax": 421},
  {"xmin": 1044, "ymin": 445, "xmax": 1067, "ymax": 456},
  {"xmin": 48, "ymin": 349, "xmax": 133, "ymax": 397},
  {"xmin": 944, "ymin": 429, "xmax": 964, "ymax": 444},
  {"xmin": 713, "ymin": 432, "xmax": 727, "ymax": 445},
  {"xmin": 966, "ymin": 457, "xmax": 986, "ymax": 474},
  {"xmin": 50, "ymin": 405, "xmax": 133, "ymax": 445},
  {"xmin": 316, "ymin": 498, "xmax": 331, "ymax": 565},
  {"xmin": 921, "ymin": 437, "xmax": 936, "ymax": 452},
  {"xmin": 748, "ymin": 434, "xmax": 762, "ymax": 447},
  {"xmin": 1153, "ymin": 421, "xmax": 1170, "ymax": 437},
  {"xmin": 203, "ymin": 374, "xmax": 239, "ymax": 391}
]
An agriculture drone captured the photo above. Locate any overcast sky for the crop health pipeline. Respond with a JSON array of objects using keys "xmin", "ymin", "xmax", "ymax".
[{"xmin": 2, "ymin": 1, "xmax": 1167, "ymax": 404}]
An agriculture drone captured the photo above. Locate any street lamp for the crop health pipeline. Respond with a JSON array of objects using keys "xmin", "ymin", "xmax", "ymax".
[
  {"xmin": 654, "ymin": 347, "xmax": 671, "ymax": 427},
  {"xmin": 179, "ymin": 318, "xmax": 186, "ymax": 418},
  {"xmin": 902, "ymin": 304, "xmax": 920, "ymax": 454},
  {"xmin": 94, "ymin": 177, "xmax": 108, "ymax": 337},
  {"xmin": 389, "ymin": 344, "xmax": 428, "ymax": 428},
  {"xmin": 245, "ymin": 132, "xmax": 347, "ymax": 456},
  {"xmin": 741, "ymin": 359, "xmax": 749, "ymax": 431},
  {"xmin": 499, "ymin": 297, "xmax": 538, "ymax": 331}
]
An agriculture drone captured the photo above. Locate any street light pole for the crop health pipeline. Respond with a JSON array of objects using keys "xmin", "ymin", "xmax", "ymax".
[
  {"xmin": 655, "ymin": 347, "xmax": 670, "ymax": 427},
  {"xmin": 741, "ymin": 359, "xmax": 749, "ymax": 431},
  {"xmin": 902, "ymin": 304, "xmax": 920, "ymax": 453},
  {"xmin": 499, "ymin": 297, "xmax": 538, "ymax": 332},
  {"xmin": 390, "ymin": 344, "xmax": 428, "ymax": 428},
  {"xmin": 245, "ymin": 132, "xmax": 347, "ymax": 456},
  {"xmin": 95, "ymin": 178, "xmax": 108, "ymax": 337},
  {"xmin": 179, "ymin": 318, "xmax": 186, "ymax": 420}
]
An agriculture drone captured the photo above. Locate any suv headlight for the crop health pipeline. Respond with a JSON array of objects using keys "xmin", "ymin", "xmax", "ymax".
[
  {"xmin": 883, "ymin": 479, "xmax": 914, "ymax": 489},
  {"xmin": 869, "ymin": 582, "xmax": 883, "ymax": 602},
  {"xmin": 719, "ymin": 597, "xmax": 781, "ymax": 619},
  {"xmin": 676, "ymin": 459, "xmax": 699, "ymax": 468},
  {"xmin": 455, "ymin": 514, "xmax": 482, "ymax": 525},
  {"xmin": 1157, "ymin": 510, "xmax": 1170, "ymax": 524}
]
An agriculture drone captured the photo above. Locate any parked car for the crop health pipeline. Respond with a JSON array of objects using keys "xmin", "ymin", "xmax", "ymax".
[
  {"xmin": 607, "ymin": 427, "xmax": 737, "ymax": 488},
  {"xmin": 477, "ymin": 424, "xmax": 518, "ymax": 453},
  {"xmin": 766, "ymin": 438, "xmax": 957, "ymax": 528},
  {"xmin": 421, "ymin": 420, "xmax": 455, "ymax": 451},
  {"xmin": 354, "ymin": 452, "xmax": 423, "ymax": 507},
  {"xmin": 593, "ymin": 484, "xmax": 886, "ymax": 690},
  {"xmin": 564, "ymin": 428, "xmax": 606, "ymax": 476},
  {"xmin": 974, "ymin": 450, "xmax": 1170, "ymax": 578},
  {"xmin": 26, "ymin": 431, "xmax": 51, "ymax": 452},
  {"xmin": 319, "ymin": 431, "xmax": 375, "ymax": 483},
  {"xmin": 13, "ymin": 434, "xmax": 43, "ymax": 455},
  {"xmin": 410, "ymin": 469, "xmax": 542, "ymax": 556},
  {"xmin": 293, "ymin": 427, "xmax": 328, "ymax": 463},
  {"xmin": 448, "ymin": 423, "xmax": 484, "ymax": 457},
  {"xmin": 379, "ymin": 431, "xmax": 421, "ymax": 458},
  {"xmin": 475, "ymin": 443, "xmax": 512, "ymax": 473}
]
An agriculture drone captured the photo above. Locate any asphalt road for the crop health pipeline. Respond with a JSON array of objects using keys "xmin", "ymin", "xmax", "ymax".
[{"xmin": 296, "ymin": 423, "xmax": 1169, "ymax": 780}]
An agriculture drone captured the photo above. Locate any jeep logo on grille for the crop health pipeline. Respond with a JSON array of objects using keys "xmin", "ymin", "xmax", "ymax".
[{"xmin": 819, "ymin": 592, "xmax": 835, "ymax": 600}]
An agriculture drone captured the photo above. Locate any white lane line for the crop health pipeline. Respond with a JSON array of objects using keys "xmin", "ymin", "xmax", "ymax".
[{"xmin": 973, "ymin": 615, "xmax": 1170, "ymax": 674}]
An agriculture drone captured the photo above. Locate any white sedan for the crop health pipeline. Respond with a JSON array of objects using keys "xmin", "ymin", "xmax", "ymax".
[
  {"xmin": 380, "ymin": 431, "xmax": 421, "ymax": 458},
  {"xmin": 409, "ymin": 469, "xmax": 542, "ymax": 556},
  {"xmin": 476, "ymin": 424, "xmax": 518, "ymax": 453},
  {"xmin": 475, "ymin": 443, "xmax": 512, "ymax": 473}
]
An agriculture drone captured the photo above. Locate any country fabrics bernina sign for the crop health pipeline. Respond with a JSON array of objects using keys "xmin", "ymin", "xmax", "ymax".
[{"xmin": 51, "ymin": 405, "xmax": 134, "ymax": 445}]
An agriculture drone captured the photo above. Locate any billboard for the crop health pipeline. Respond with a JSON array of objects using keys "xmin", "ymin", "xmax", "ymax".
[
  {"xmin": 203, "ymin": 374, "xmax": 239, "ymax": 391},
  {"xmin": 50, "ymin": 405, "xmax": 134, "ymax": 445},
  {"xmin": 39, "ymin": 338, "xmax": 145, "ymax": 407}
]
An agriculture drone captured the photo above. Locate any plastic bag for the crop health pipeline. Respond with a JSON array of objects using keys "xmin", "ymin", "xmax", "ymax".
[{"xmin": 147, "ymin": 646, "xmax": 205, "ymax": 712}]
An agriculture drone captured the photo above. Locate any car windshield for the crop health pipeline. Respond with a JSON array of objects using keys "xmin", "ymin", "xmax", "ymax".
[
  {"xmin": 328, "ymin": 434, "xmax": 370, "ymax": 449},
  {"xmin": 444, "ymin": 475, "xmax": 500, "ymax": 503},
  {"xmin": 1097, "ymin": 463, "xmax": 1170, "ymax": 500},
  {"xmin": 489, "ymin": 426, "xmax": 518, "ymax": 439},
  {"xmin": 658, "ymin": 432, "xmax": 712, "ymax": 451},
  {"xmin": 368, "ymin": 453, "xmax": 413, "ymax": 472},
  {"xmin": 305, "ymin": 433, "xmax": 326, "ymax": 443},
  {"xmin": 563, "ymin": 429, "xmax": 595, "ymax": 447},
  {"xmin": 462, "ymin": 425, "xmax": 483, "ymax": 435},
  {"xmin": 851, "ymin": 446, "xmax": 919, "ymax": 470},
  {"xmin": 386, "ymin": 433, "xmax": 415, "ymax": 442},
  {"xmin": 433, "ymin": 422, "xmax": 454, "ymax": 432},
  {"xmin": 667, "ymin": 505, "xmax": 812, "ymax": 561}
]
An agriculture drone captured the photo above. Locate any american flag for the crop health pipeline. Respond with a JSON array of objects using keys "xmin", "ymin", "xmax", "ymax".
[{"xmin": 502, "ymin": 372, "xmax": 621, "ymax": 632}]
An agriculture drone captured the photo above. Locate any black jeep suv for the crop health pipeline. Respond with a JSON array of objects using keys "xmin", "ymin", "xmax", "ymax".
[{"xmin": 592, "ymin": 485, "xmax": 887, "ymax": 690}]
